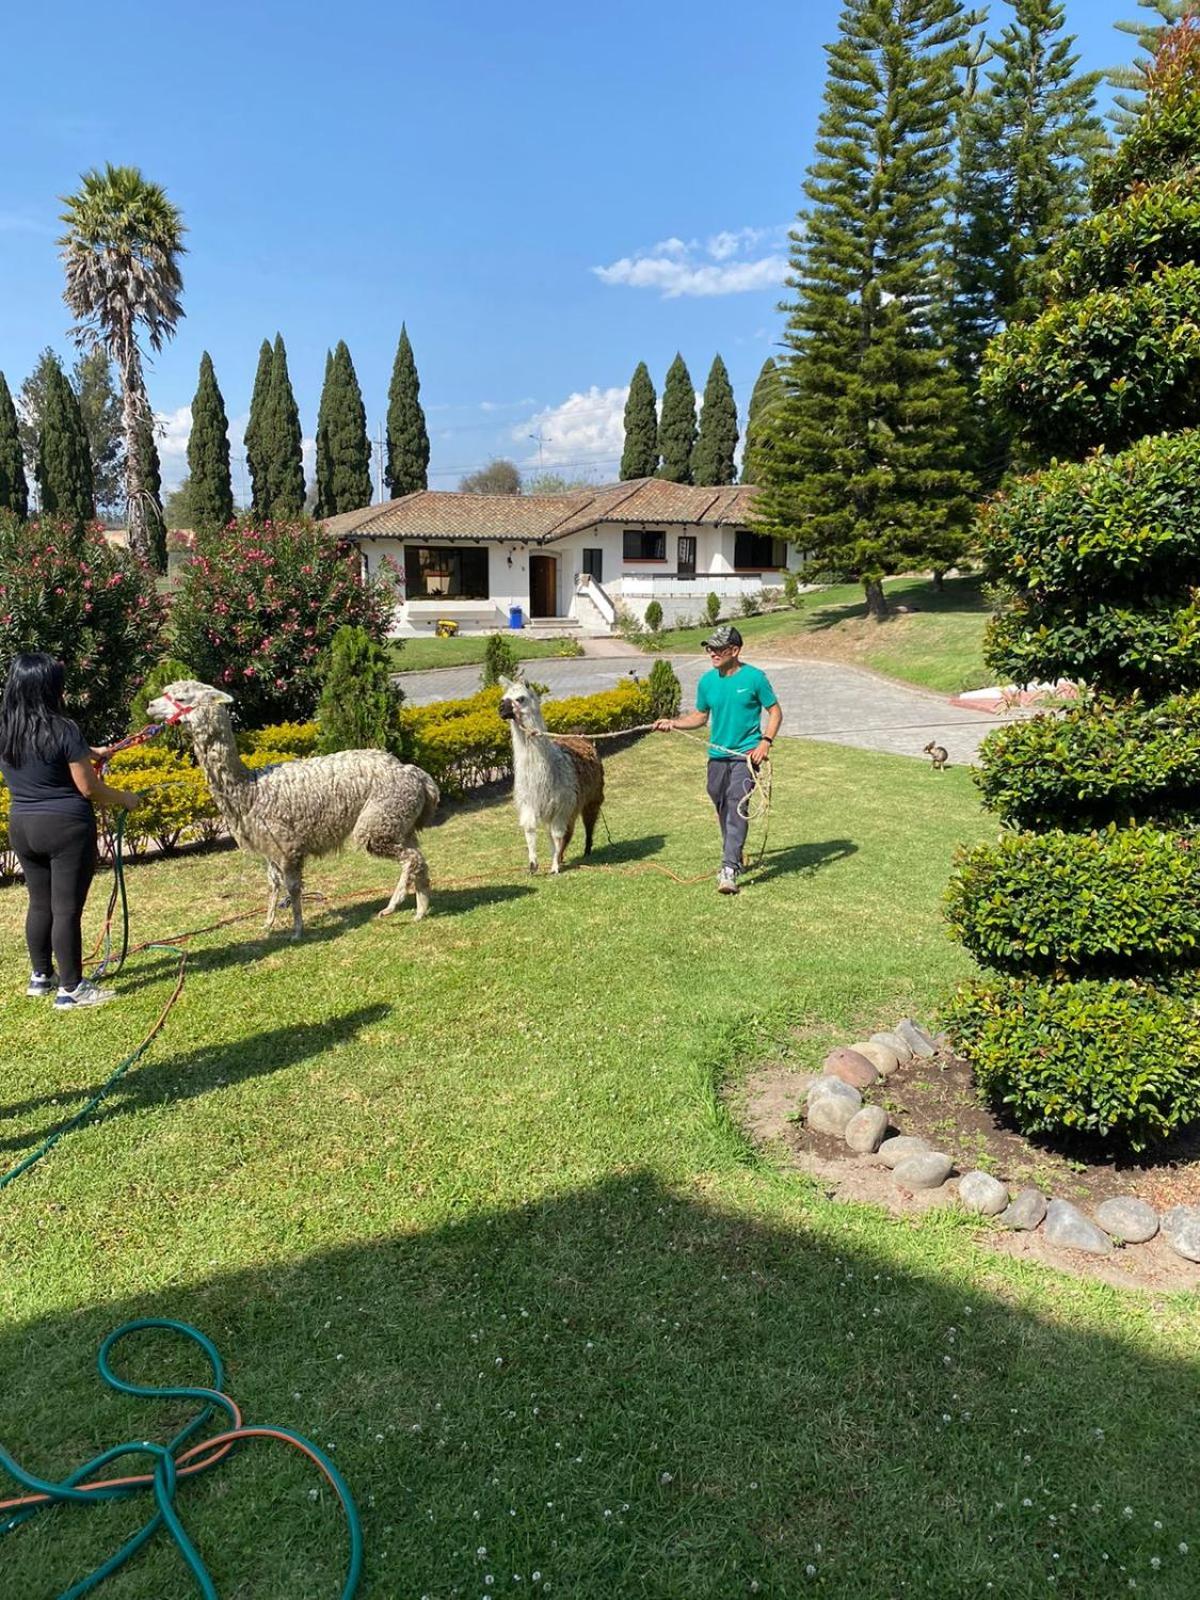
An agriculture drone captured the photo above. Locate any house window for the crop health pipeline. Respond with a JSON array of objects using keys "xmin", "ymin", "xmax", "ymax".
[
  {"xmin": 733, "ymin": 530, "xmax": 788, "ymax": 569},
  {"xmin": 582, "ymin": 548, "xmax": 603, "ymax": 582},
  {"xmin": 623, "ymin": 529, "xmax": 666, "ymax": 560},
  {"xmin": 404, "ymin": 544, "xmax": 490, "ymax": 599}
]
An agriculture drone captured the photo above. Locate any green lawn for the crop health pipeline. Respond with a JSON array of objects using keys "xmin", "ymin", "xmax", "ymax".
[
  {"xmin": 1, "ymin": 739, "xmax": 1196, "ymax": 1598},
  {"xmin": 647, "ymin": 574, "xmax": 993, "ymax": 694},
  {"xmin": 391, "ymin": 634, "xmax": 584, "ymax": 673}
]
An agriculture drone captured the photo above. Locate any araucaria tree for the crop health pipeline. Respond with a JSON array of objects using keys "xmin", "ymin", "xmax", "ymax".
[
  {"xmin": 36, "ymin": 355, "xmax": 95, "ymax": 525},
  {"xmin": 741, "ymin": 358, "xmax": 783, "ymax": 485},
  {"xmin": 692, "ymin": 355, "xmax": 739, "ymax": 486},
  {"xmin": 0, "ymin": 373, "xmax": 27, "ymax": 519},
  {"xmin": 315, "ymin": 341, "xmax": 372, "ymax": 517},
  {"xmin": 657, "ymin": 353, "xmax": 696, "ymax": 484},
  {"xmin": 265, "ymin": 334, "xmax": 305, "ymax": 518},
  {"xmin": 58, "ymin": 164, "xmax": 186, "ymax": 569},
  {"xmin": 944, "ymin": 23, "xmax": 1200, "ymax": 1153},
  {"xmin": 385, "ymin": 325, "xmax": 430, "ymax": 497},
  {"xmin": 244, "ymin": 339, "xmax": 274, "ymax": 516},
  {"xmin": 620, "ymin": 362, "xmax": 658, "ymax": 479},
  {"xmin": 187, "ymin": 352, "xmax": 234, "ymax": 532},
  {"xmin": 753, "ymin": 0, "xmax": 976, "ymax": 618}
]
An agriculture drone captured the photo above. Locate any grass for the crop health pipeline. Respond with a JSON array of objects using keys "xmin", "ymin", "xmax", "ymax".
[
  {"xmin": 390, "ymin": 635, "xmax": 584, "ymax": 674},
  {"xmin": 1, "ymin": 739, "xmax": 1197, "ymax": 1598},
  {"xmin": 644, "ymin": 574, "xmax": 992, "ymax": 695}
]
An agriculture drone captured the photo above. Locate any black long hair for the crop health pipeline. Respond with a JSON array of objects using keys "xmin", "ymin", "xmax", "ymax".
[{"xmin": 0, "ymin": 653, "xmax": 74, "ymax": 765}]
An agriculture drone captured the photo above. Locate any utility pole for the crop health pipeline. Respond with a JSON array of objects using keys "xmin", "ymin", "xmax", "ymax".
[
  {"xmin": 375, "ymin": 422, "xmax": 386, "ymax": 503},
  {"xmin": 528, "ymin": 430, "xmax": 548, "ymax": 471}
]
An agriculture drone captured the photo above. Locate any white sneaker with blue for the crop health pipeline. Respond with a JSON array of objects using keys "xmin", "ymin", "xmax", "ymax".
[
  {"xmin": 26, "ymin": 970, "xmax": 56, "ymax": 998},
  {"xmin": 54, "ymin": 979, "xmax": 117, "ymax": 1010},
  {"xmin": 717, "ymin": 866, "xmax": 740, "ymax": 895}
]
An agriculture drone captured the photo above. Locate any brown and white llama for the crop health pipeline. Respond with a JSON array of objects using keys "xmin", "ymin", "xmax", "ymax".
[{"xmin": 497, "ymin": 675, "xmax": 604, "ymax": 874}]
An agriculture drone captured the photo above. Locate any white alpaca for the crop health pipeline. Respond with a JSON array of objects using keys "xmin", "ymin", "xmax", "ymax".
[
  {"xmin": 147, "ymin": 680, "xmax": 440, "ymax": 937},
  {"xmin": 497, "ymin": 674, "xmax": 604, "ymax": 874}
]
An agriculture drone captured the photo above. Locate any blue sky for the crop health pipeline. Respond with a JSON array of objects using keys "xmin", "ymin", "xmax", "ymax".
[{"xmin": 1, "ymin": 0, "xmax": 1141, "ymax": 498}]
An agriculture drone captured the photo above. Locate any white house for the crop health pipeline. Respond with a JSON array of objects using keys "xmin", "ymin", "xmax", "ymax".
[{"xmin": 322, "ymin": 478, "xmax": 807, "ymax": 637}]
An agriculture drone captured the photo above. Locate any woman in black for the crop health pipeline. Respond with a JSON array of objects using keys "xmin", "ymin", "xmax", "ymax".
[{"xmin": 0, "ymin": 653, "xmax": 140, "ymax": 1009}]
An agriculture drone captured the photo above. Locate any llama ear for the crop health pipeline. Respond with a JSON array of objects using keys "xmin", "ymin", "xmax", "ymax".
[{"xmin": 497, "ymin": 675, "xmax": 513, "ymax": 691}]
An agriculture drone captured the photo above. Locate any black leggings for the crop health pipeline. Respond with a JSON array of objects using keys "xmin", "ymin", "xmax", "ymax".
[{"xmin": 9, "ymin": 811, "xmax": 97, "ymax": 991}]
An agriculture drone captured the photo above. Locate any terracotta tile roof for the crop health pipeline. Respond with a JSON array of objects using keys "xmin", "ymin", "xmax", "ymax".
[{"xmin": 322, "ymin": 479, "xmax": 759, "ymax": 544}]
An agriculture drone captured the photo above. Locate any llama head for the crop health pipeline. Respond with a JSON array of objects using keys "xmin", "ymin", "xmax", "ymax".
[
  {"xmin": 497, "ymin": 674, "xmax": 544, "ymax": 733},
  {"xmin": 146, "ymin": 679, "xmax": 235, "ymax": 724}
]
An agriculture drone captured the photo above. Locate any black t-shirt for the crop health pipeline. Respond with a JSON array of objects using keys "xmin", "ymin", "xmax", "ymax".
[{"xmin": 0, "ymin": 719, "xmax": 93, "ymax": 818}]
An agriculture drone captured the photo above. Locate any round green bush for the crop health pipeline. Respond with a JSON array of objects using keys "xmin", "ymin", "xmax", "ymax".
[
  {"xmin": 647, "ymin": 658, "xmax": 682, "ymax": 721},
  {"xmin": 644, "ymin": 600, "xmax": 664, "ymax": 634},
  {"xmin": 481, "ymin": 632, "xmax": 519, "ymax": 688},
  {"xmin": 944, "ymin": 976, "xmax": 1200, "ymax": 1152}
]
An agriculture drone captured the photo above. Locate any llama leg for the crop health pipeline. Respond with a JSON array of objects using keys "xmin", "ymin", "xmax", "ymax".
[
  {"xmin": 379, "ymin": 857, "xmax": 411, "ymax": 918},
  {"xmin": 409, "ymin": 848, "xmax": 431, "ymax": 921},
  {"xmin": 582, "ymin": 796, "xmax": 602, "ymax": 856},
  {"xmin": 522, "ymin": 821, "xmax": 539, "ymax": 874},
  {"xmin": 264, "ymin": 863, "xmax": 282, "ymax": 931},
  {"xmin": 285, "ymin": 865, "xmax": 305, "ymax": 940}
]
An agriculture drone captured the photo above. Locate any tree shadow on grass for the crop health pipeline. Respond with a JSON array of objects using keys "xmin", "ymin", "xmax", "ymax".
[
  {"xmin": 746, "ymin": 837, "xmax": 857, "ymax": 885},
  {"xmin": 586, "ymin": 831, "xmax": 667, "ymax": 866},
  {"xmin": 1, "ymin": 1170, "xmax": 1196, "ymax": 1598},
  {"xmin": 0, "ymin": 1004, "xmax": 391, "ymax": 1154},
  {"xmin": 799, "ymin": 575, "xmax": 989, "ymax": 635}
]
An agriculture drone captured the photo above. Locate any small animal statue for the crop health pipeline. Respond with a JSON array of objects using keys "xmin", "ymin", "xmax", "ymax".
[
  {"xmin": 923, "ymin": 741, "xmax": 950, "ymax": 771},
  {"xmin": 497, "ymin": 674, "xmax": 604, "ymax": 873},
  {"xmin": 146, "ymin": 681, "xmax": 440, "ymax": 937}
]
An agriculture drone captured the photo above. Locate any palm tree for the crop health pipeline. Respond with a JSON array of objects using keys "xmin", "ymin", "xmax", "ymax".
[{"xmin": 58, "ymin": 165, "xmax": 186, "ymax": 567}]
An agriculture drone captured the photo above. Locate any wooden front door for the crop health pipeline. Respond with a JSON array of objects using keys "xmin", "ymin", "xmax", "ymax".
[
  {"xmin": 677, "ymin": 535, "xmax": 697, "ymax": 578},
  {"xmin": 530, "ymin": 554, "xmax": 557, "ymax": 617}
]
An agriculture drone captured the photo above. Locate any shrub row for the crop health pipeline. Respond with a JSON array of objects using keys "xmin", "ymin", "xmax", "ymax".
[
  {"xmin": 974, "ymin": 694, "xmax": 1200, "ymax": 830},
  {"xmin": 945, "ymin": 826, "xmax": 1200, "ymax": 978},
  {"xmin": 943, "ymin": 975, "xmax": 1200, "ymax": 1152}
]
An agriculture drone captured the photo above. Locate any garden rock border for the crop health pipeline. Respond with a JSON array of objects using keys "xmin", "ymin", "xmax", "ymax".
[{"xmin": 800, "ymin": 1020, "xmax": 1200, "ymax": 1273}]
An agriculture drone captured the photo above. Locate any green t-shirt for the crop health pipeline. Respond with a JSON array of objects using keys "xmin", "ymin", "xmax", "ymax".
[{"xmin": 695, "ymin": 663, "xmax": 778, "ymax": 758}]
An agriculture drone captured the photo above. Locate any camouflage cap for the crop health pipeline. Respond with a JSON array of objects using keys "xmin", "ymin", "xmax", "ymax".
[{"xmin": 701, "ymin": 624, "xmax": 743, "ymax": 651}]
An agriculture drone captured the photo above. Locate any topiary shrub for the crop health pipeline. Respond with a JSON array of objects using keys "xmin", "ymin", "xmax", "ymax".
[
  {"xmin": 316, "ymin": 624, "xmax": 407, "ymax": 758},
  {"xmin": 481, "ymin": 631, "xmax": 520, "ymax": 688},
  {"xmin": 170, "ymin": 513, "xmax": 395, "ymax": 727},
  {"xmin": 647, "ymin": 658, "xmax": 682, "ymax": 721},
  {"xmin": 644, "ymin": 599, "xmax": 663, "ymax": 634},
  {"xmin": 705, "ymin": 591, "xmax": 721, "ymax": 625}
]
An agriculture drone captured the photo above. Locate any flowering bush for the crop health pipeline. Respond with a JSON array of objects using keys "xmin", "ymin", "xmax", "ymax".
[
  {"xmin": 170, "ymin": 514, "xmax": 396, "ymax": 727},
  {"xmin": 0, "ymin": 512, "xmax": 166, "ymax": 742}
]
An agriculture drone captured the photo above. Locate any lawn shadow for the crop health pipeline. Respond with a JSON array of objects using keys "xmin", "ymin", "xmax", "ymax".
[
  {"xmin": 1, "ymin": 1170, "xmax": 1196, "ymax": 1598},
  {"xmin": 0, "ymin": 1004, "xmax": 392, "ymax": 1154},
  {"xmin": 587, "ymin": 831, "xmax": 667, "ymax": 866},
  {"xmin": 800, "ymin": 575, "xmax": 988, "ymax": 634},
  {"xmin": 746, "ymin": 836, "xmax": 857, "ymax": 884}
]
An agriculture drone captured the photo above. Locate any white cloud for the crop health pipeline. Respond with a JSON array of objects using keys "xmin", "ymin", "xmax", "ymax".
[
  {"xmin": 593, "ymin": 225, "xmax": 789, "ymax": 298},
  {"xmin": 512, "ymin": 386, "xmax": 629, "ymax": 473},
  {"xmin": 480, "ymin": 396, "xmax": 537, "ymax": 412}
]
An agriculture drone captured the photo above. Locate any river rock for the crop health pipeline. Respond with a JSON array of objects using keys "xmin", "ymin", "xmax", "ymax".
[
  {"xmin": 876, "ymin": 1135, "xmax": 933, "ymax": 1169},
  {"xmin": 1000, "ymin": 1187, "xmax": 1047, "ymax": 1232},
  {"xmin": 957, "ymin": 1170, "xmax": 1009, "ymax": 1216},
  {"xmin": 849, "ymin": 1040, "xmax": 901, "ymax": 1078},
  {"xmin": 1162, "ymin": 1205, "xmax": 1200, "ymax": 1263},
  {"xmin": 1043, "ymin": 1199, "xmax": 1113, "ymax": 1256},
  {"xmin": 807, "ymin": 1092, "xmax": 861, "ymax": 1138},
  {"xmin": 870, "ymin": 1031, "xmax": 914, "ymax": 1064},
  {"xmin": 1095, "ymin": 1197, "xmax": 1159, "ymax": 1244},
  {"xmin": 893, "ymin": 1151, "xmax": 953, "ymax": 1191},
  {"xmin": 896, "ymin": 1019, "xmax": 937, "ymax": 1058},
  {"xmin": 806, "ymin": 1076, "xmax": 862, "ymax": 1109},
  {"xmin": 844, "ymin": 1105, "xmax": 889, "ymax": 1154},
  {"xmin": 822, "ymin": 1048, "xmax": 880, "ymax": 1090}
]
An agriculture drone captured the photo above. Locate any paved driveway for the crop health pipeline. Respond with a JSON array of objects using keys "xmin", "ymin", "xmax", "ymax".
[{"xmin": 396, "ymin": 654, "xmax": 1027, "ymax": 765}]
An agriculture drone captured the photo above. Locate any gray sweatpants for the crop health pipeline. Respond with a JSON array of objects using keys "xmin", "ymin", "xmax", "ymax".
[{"xmin": 706, "ymin": 757, "xmax": 756, "ymax": 872}]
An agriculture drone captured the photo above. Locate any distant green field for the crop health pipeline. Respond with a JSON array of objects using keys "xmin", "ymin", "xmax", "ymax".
[{"xmin": 390, "ymin": 633, "xmax": 584, "ymax": 673}]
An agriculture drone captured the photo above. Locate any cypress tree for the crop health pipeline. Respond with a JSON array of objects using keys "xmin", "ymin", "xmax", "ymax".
[
  {"xmin": 0, "ymin": 372, "xmax": 28, "ymax": 519},
  {"xmin": 265, "ymin": 333, "xmax": 305, "ymax": 517},
  {"xmin": 244, "ymin": 338, "xmax": 274, "ymax": 516},
  {"xmin": 132, "ymin": 408, "xmax": 166, "ymax": 571},
  {"xmin": 36, "ymin": 356, "xmax": 95, "ymax": 525},
  {"xmin": 754, "ymin": 0, "xmax": 976, "ymax": 618},
  {"xmin": 72, "ymin": 347, "xmax": 124, "ymax": 513},
  {"xmin": 742, "ymin": 358, "xmax": 784, "ymax": 485},
  {"xmin": 692, "ymin": 354, "xmax": 739, "ymax": 486},
  {"xmin": 316, "ymin": 624, "xmax": 406, "ymax": 757},
  {"xmin": 385, "ymin": 325, "xmax": 429, "ymax": 497},
  {"xmin": 619, "ymin": 361, "xmax": 658, "ymax": 479},
  {"xmin": 657, "ymin": 353, "xmax": 696, "ymax": 484},
  {"xmin": 187, "ymin": 352, "xmax": 234, "ymax": 532},
  {"xmin": 316, "ymin": 341, "xmax": 372, "ymax": 517}
]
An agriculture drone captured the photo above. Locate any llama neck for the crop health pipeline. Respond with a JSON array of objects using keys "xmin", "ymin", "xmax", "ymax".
[
  {"xmin": 189, "ymin": 707, "xmax": 253, "ymax": 810},
  {"xmin": 510, "ymin": 713, "xmax": 552, "ymax": 772}
]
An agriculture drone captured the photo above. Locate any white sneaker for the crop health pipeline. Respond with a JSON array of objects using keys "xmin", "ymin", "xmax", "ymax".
[
  {"xmin": 26, "ymin": 970, "xmax": 56, "ymax": 998},
  {"xmin": 716, "ymin": 867, "xmax": 740, "ymax": 895},
  {"xmin": 54, "ymin": 980, "xmax": 117, "ymax": 1010}
]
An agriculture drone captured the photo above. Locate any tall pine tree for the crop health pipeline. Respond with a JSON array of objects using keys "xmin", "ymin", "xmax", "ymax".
[
  {"xmin": 620, "ymin": 361, "xmax": 658, "ymax": 479},
  {"xmin": 755, "ymin": 0, "xmax": 976, "ymax": 617},
  {"xmin": 316, "ymin": 341, "xmax": 373, "ymax": 517},
  {"xmin": 132, "ymin": 409, "xmax": 166, "ymax": 570},
  {"xmin": 187, "ymin": 352, "xmax": 234, "ymax": 532},
  {"xmin": 265, "ymin": 333, "xmax": 305, "ymax": 517},
  {"xmin": 36, "ymin": 356, "xmax": 94, "ymax": 525},
  {"xmin": 0, "ymin": 372, "xmax": 28, "ymax": 519},
  {"xmin": 244, "ymin": 338, "xmax": 274, "ymax": 516},
  {"xmin": 657, "ymin": 354, "xmax": 696, "ymax": 484},
  {"xmin": 385, "ymin": 325, "xmax": 429, "ymax": 497},
  {"xmin": 72, "ymin": 347, "xmax": 124, "ymax": 513},
  {"xmin": 692, "ymin": 355, "xmax": 739, "ymax": 486},
  {"xmin": 1109, "ymin": 1, "xmax": 1190, "ymax": 126},
  {"xmin": 742, "ymin": 358, "xmax": 784, "ymax": 485},
  {"xmin": 953, "ymin": 0, "xmax": 1105, "ymax": 485}
]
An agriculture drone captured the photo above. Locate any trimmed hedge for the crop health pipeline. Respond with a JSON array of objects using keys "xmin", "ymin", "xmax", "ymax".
[
  {"xmin": 946, "ymin": 826, "xmax": 1200, "ymax": 977},
  {"xmin": 974, "ymin": 695, "xmax": 1200, "ymax": 831},
  {"xmin": 1044, "ymin": 177, "xmax": 1200, "ymax": 298},
  {"xmin": 943, "ymin": 976, "xmax": 1200, "ymax": 1151},
  {"xmin": 983, "ymin": 593, "xmax": 1200, "ymax": 701}
]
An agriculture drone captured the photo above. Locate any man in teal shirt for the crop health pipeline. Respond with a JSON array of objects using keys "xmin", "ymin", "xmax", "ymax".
[{"xmin": 653, "ymin": 624, "xmax": 782, "ymax": 894}]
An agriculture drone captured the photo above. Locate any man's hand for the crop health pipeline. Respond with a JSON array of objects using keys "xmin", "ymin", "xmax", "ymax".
[
  {"xmin": 653, "ymin": 719, "xmax": 676, "ymax": 732},
  {"xmin": 751, "ymin": 739, "xmax": 772, "ymax": 767}
]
